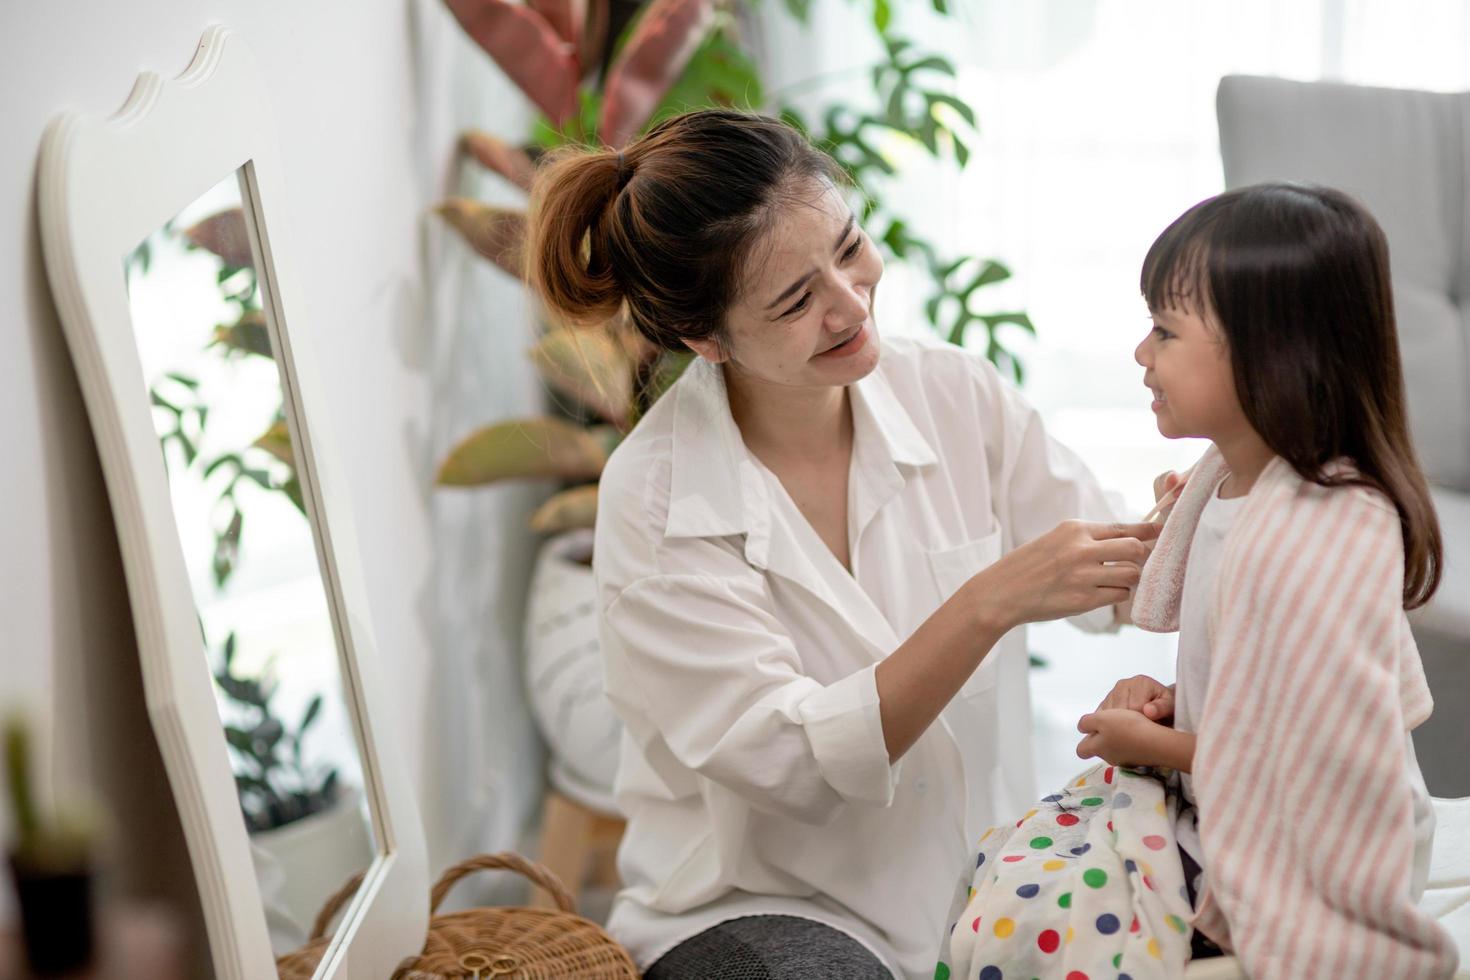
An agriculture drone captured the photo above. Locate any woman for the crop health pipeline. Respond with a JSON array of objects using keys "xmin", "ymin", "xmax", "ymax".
[{"xmin": 525, "ymin": 109, "xmax": 1159, "ymax": 979}]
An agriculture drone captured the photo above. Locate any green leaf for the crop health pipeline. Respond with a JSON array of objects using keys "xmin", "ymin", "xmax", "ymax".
[
  {"xmin": 924, "ymin": 293, "xmax": 944, "ymax": 326},
  {"xmin": 872, "ymin": 0, "xmax": 891, "ymax": 34},
  {"xmin": 981, "ymin": 311, "xmax": 1037, "ymax": 336},
  {"xmin": 917, "ymin": 116, "xmax": 940, "ymax": 154},
  {"xmin": 224, "ymin": 726, "xmax": 256, "ymax": 757},
  {"xmin": 885, "ymin": 84, "xmax": 906, "ymax": 127},
  {"xmin": 216, "ymin": 674, "xmax": 265, "ymax": 707},
  {"xmin": 961, "ymin": 260, "xmax": 1011, "ymax": 297},
  {"xmin": 234, "ymin": 773, "xmax": 270, "ymax": 794},
  {"xmin": 281, "ymin": 474, "xmax": 306, "ymax": 515},
  {"xmin": 178, "ymin": 433, "xmax": 197, "ymax": 466},
  {"xmin": 947, "ymin": 313, "xmax": 971, "ymax": 346},
  {"xmin": 211, "ymin": 311, "xmax": 273, "ymax": 360},
  {"xmin": 150, "ymin": 390, "xmax": 180, "ymax": 414},
  {"xmin": 932, "ymin": 0, "xmax": 949, "ymax": 11},
  {"xmin": 203, "ymin": 453, "xmax": 241, "ymax": 479},
  {"xmin": 953, "ymin": 136, "xmax": 970, "ymax": 168},
  {"xmin": 213, "ymin": 507, "xmax": 243, "ymax": 589},
  {"xmin": 299, "ymin": 695, "xmax": 323, "ymax": 734},
  {"xmin": 926, "ymin": 92, "xmax": 977, "ymax": 129},
  {"xmin": 907, "ymin": 55, "xmax": 956, "ymax": 78},
  {"xmin": 254, "ymin": 718, "xmax": 284, "ymax": 750},
  {"xmin": 939, "ymin": 256, "xmax": 969, "ymax": 279},
  {"xmin": 782, "ymin": 0, "xmax": 813, "ymax": 21},
  {"xmin": 882, "ymin": 219, "xmax": 910, "ymax": 258}
]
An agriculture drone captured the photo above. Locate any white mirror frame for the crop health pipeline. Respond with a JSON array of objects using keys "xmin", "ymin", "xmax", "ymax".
[{"xmin": 37, "ymin": 26, "xmax": 428, "ymax": 979}]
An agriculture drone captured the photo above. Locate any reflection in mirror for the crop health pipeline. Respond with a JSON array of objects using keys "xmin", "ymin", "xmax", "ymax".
[{"xmin": 123, "ymin": 171, "xmax": 375, "ymax": 964}]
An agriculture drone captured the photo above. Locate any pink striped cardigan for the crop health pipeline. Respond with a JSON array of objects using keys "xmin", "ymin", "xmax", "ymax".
[{"xmin": 1132, "ymin": 445, "xmax": 1459, "ymax": 979}]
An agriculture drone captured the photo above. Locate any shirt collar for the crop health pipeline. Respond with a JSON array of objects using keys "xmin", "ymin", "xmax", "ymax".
[{"xmin": 663, "ymin": 353, "xmax": 938, "ymax": 542}]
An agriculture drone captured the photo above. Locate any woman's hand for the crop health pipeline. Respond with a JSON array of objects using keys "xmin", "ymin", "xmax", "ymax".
[
  {"xmin": 1076, "ymin": 709, "xmax": 1194, "ymax": 771},
  {"xmin": 966, "ymin": 521, "xmax": 1160, "ymax": 633},
  {"xmin": 1097, "ymin": 675, "xmax": 1174, "ymax": 722}
]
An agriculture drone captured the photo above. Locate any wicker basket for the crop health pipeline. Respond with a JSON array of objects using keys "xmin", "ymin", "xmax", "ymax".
[
  {"xmin": 397, "ymin": 852, "xmax": 638, "ymax": 978},
  {"xmin": 276, "ymin": 853, "xmax": 638, "ymax": 979}
]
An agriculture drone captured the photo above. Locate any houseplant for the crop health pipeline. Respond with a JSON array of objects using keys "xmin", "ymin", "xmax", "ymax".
[
  {"xmin": 434, "ymin": 0, "xmax": 1030, "ymax": 520},
  {"xmin": 5, "ymin": 713, "xmax": 99, "ymax": 975},
  {"xmin": 212, "ymin": 631, "xmax": 341, "ymax": 834},
  {"xmin": 211, "ymin": 631, "xmax": 371, "ymax": 936}
]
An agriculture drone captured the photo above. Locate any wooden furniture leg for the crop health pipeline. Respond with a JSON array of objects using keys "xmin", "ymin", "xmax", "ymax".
[{"xmin": 530, "ymin": 790, "xmax": 626, "ymax": 910}]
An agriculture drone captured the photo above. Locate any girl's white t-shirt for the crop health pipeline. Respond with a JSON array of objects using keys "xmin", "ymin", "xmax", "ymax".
[{"xmin": 1171, "ymin": 476, "xmax": 1434, "ymax": 901}]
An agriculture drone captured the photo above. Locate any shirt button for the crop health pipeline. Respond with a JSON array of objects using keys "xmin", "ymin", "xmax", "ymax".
[{"xmin": 915, "ymin": 777, "xmax": 928, "ymax": 794}]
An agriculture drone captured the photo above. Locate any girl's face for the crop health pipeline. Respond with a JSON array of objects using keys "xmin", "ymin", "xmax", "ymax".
[
  {"xmin": 686, "ymin": 180, "xmax": 884, "ymax": 389},
  {"xmin": 1134, "ymin": 300, "xmax": 1250, "ymax": 442}
]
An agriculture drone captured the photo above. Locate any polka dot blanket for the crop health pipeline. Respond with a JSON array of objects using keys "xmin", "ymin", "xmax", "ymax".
[{"xmin": 938, "ymin": 762, "xmax": 1193, "ymax": 980}]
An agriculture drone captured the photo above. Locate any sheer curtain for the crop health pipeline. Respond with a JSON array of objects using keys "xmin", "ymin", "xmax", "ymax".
[{"xmin": 757, "ymin": 0, "xmax": 1470, "ymax": 791}]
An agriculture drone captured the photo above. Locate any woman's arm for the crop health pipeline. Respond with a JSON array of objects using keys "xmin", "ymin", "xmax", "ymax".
[{"xmin": 876, "ymin": 519, "xmax": 1157, "ymax": 762}]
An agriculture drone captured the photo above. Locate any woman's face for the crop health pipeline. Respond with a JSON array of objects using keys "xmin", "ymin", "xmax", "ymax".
[{"xmin": 687, "ymin": 180, "xmax": 884, "ymax": 390}]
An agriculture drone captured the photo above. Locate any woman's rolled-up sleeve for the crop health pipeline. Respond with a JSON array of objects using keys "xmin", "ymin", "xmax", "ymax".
[{"xmin": 602, "ymin": 570, "xmax": 901, "ymax": 826}]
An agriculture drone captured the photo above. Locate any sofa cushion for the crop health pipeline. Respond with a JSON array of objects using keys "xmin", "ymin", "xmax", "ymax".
[
  {"xmin": 1415, "ymin": 486, "xmax": 1470, "ymax": 639},
  {"xmin": 1216, "ymin": 75, "xmax": 1470, "ymax": 491}
]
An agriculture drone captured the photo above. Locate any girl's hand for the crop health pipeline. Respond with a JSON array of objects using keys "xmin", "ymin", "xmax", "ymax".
[
  {"xmin": 1097, "ymin": 676, "xmax": 1175, "ymax": 722},
  {"xmin": 1075, "ymin": 708, "xmax": 1173, "ymax": 767},
  {"xmin": 968, "ymin": 521, "xmax": 1160, "ymax": 633}
]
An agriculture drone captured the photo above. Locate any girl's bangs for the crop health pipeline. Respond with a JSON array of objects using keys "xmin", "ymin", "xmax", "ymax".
[{"xmin": 1141, "ymin": 210, "xmax": 1214, "ymax": 316}]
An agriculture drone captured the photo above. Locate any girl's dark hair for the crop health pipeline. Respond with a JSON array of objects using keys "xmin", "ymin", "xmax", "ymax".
[
  {"xmin": 526, "ymin": 108, "xmax": 843, "ymax": 351},
  {"xmin": 1142, "ymin": 182, "xmax": 1442, "ymax": 609}
]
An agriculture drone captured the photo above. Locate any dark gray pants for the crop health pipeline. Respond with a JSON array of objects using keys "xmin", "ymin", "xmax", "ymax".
[{"xmin": 643, "ymin": 915, "xmax": 893, "ymax": 979}]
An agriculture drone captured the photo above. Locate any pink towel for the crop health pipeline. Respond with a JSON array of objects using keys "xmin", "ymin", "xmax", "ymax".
[{"xmin": 1133, "ymin": 445, "xmax": 1458, "ymax": 979}]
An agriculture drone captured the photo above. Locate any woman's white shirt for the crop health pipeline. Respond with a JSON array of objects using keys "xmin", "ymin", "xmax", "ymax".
[{"xmin": 594, "ymin": 335, "xmax": 1124, "ymax": 978}]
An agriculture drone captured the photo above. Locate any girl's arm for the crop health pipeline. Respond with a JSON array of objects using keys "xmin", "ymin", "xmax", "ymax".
[
  {"xmin": 1076, "ymin": 708, "xmax": 1195, "ymax": 771},
  {"xmin": 1146, "ymin": 725, "xmax": 1196, "ymax": 773}
]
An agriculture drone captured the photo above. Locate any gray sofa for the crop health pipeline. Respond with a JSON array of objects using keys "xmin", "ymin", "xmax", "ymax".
[{"xmin": 1217, "ymin": 75, "xmax": 1470, "ymax": 797}]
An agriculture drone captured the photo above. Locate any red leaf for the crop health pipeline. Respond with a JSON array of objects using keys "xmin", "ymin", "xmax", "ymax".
[
  {"xmin": 579, "ymin": 0, "xmax": 610, "ymax": 78},
  {"xmin": 184, "ymin": 208, "xmax": 254, "ymax": 270},
  {"xmin": 444, "ymin": 0, "xmax": 581, "ymax": 126},
  {"xmin": 599, "ymin": 0, "xmax": 716, "ymax": 149},
  {"xmin": 461, "ymin": 131, "xmax": 537, "ymax": 192},
  {"xmin": 435, "ymin": 199, "xmax": 526, "ymax": 280},
  {"xmin": 528, "ymin": 0, "xmax": 584, "ymax": 46}
]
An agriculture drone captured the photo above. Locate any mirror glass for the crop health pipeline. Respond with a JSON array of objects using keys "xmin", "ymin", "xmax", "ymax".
[{"xmin": 123, "ymin": 171, "xmax": 376, "ymax": 961}]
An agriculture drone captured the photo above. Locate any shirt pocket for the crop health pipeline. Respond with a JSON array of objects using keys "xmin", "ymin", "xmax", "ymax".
[{"xmin": 926, "ymin": 526, "xmax": 1004, "ymax": 696}]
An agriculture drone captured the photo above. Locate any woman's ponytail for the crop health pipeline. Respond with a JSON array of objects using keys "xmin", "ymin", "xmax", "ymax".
[
  {"xmin": 522, "ymin": 109, "xmax": 842, "ymax": 351},
  {"xmin": 526, "ymin": 147, "xmax": 627, "ymax": 328}
]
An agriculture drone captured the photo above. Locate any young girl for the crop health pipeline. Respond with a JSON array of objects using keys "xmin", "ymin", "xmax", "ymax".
[{"xmin": 941, "ymin": 183, "xmax": 1459, "ymax": 979}]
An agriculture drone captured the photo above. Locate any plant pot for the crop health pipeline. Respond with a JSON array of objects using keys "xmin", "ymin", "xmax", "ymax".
[
  {"xmin": 8, "ymin": 852, "xmax": 94, "ymax": 976},
  {"xmin": 248, "ymin": 784, "xmax": 371, "ymax": 941},
  {"xmin": 524, "ymin": 529, "xmax": 622, "ymax": 814}
]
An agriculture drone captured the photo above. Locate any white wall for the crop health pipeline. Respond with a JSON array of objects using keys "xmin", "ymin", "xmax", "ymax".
[{"xmin": 0, "ymin": 0, "xmax": 549, "ymax": 958}]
